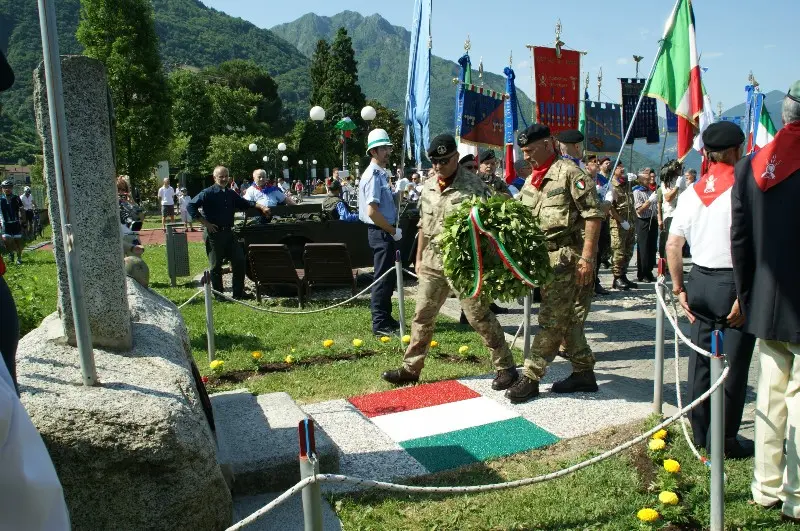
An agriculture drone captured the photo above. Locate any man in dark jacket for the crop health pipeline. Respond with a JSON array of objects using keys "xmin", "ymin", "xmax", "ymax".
[
  {"xmin": 731, "ymin": 82, "xmax": 800, "ymax": 522},
  {"xmin": 322, "ymin": 180, "xmax": 359, "ymax": 222}
]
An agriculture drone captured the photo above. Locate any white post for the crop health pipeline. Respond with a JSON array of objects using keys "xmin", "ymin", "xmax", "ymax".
[
  {"xmin": 709, "ymin": 330, "xmax": 725, "ymax": 530},
  {"xmin": 204, "ymin": 271, "xmax": 215, "ymax": 363},
  {"xmin": 395, "ymin": 251, "xmax": 406, "ymax": 339},
  {"xmin": 653, "ymin": 259, "xmax": 666, "ymax": 414}
]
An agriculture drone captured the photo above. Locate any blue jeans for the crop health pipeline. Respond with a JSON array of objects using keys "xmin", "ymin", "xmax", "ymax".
[{"xmin": 367, "ymin": 226, "xmax": 397, "ymax": 333}]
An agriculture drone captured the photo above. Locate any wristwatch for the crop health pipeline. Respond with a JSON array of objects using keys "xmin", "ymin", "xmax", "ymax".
[{"xmin": 672, "ymin": 285, "xmax": 686, "ymax": 296}]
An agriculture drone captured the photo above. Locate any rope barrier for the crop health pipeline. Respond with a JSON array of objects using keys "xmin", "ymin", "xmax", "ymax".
[
  {"xmin": 176, "ymin": 289, "xmax": 203, "ymax": 309},
  {"xmin": 226, "ymin": 364, "xmax": 729, "ymax": 530},
  {"xmin": 209, "ymin": 267, "xmax": 396, "ymax": 315}
]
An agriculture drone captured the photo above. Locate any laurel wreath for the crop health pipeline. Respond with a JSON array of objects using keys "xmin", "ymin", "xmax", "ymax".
[{"xmin": 439, "ymin": 196, "xmax": 553, "ymax": 302}]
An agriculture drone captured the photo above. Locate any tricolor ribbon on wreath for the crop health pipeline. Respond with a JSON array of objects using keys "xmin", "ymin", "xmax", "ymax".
[{"xmin": 467, "ymin": 206, "xmax": 537, "ymax": 298}]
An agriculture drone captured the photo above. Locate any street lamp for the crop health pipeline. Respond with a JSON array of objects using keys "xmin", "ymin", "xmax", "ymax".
[
  {"xmin": 361, "ymin": 105, "xmax": 377, "ymax": 122},
  {"xmin": 310, "ymin": 106, "xmax": 326, "ymax": 122},
  {"xmin": 355, "ymin": 161, "xmax": 360, "ymax": 179},
  {"xmin": 248, "ymin": 143, "xmax": 257, "ymax": 152},
  {"xmin": 278, "ymin": 142, "xmax": 287, "ymax": 153}
]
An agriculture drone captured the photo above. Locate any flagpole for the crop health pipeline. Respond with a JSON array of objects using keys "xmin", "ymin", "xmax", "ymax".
[
  {"xmin": 659, "ymin": 127, "xmax": 669, "ymax": 168},
  {"xmin": 610, "ymin": 0, "xmax": 682, "ymax": 171}
]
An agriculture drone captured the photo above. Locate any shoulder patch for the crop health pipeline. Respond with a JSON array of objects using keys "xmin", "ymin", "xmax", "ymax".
[{"xmin": 575, "ymin": 179, "xmax": 586, "ymax": 191}]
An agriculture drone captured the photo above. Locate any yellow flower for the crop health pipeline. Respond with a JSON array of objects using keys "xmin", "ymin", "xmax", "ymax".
[
  {"xmin": 352, "ymin": 338, "xmax": 364, "ymax": 348},
  {"xmin": 648, "ymin": 439, "xmax": 666, "ymax": 451},
  {"xmin": 430, "ymin": 340, "xmax": 439, "ymax": 348},
  {"xmin": 209, "ymin": 359, "xmax": 224, "ymax": 371},
  {"xmin": 380, "ymin": 336, "xmax": 391, "ymax": 343},
  {"xmin": 291, "ymin": 347, "xmax": 296, "ymax": 352},
  {"xmin": 658, "ymin": 491, "xmax": 679, "ymax": 505},
  {"xmin": 284, "ymin": 355, "xmax": 294, "ymax": 364},
  {"xmin": 402, "ymin": 335, "xmax": 411, "ymax": 344},
  {"xmin": 652, "ymin": 429, "xmax": 668, "ymax": 440},
  {"xmin": 251, "ymin": 351, "xmax": 262, "ymax": 360},
  {"xmin": 663, "ymin": 459, "xmax": 681, "ymax": 473},
  {"xmin": 636, "ymin": 508, "xmax": 659, "ymax": 522},
  {"xmin": 458, "ymin": 345, "xmax": 469, "ymax": 355},
  {"xmin": 323, "ymin": 339, "xmax": 334, "ymax": 348}
]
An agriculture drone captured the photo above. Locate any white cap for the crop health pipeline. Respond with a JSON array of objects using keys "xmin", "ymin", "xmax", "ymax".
[{"xmin": 366, "ymin": 129, "xmax": 392, "ymax": 154}]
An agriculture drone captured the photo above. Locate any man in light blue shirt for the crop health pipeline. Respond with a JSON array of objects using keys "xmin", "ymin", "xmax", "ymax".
[{"xmin": 358, "ymin": 129, "xmax": 402, "ymax": 336}]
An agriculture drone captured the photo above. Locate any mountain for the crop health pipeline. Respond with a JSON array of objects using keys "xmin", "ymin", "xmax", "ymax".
[
  {"xmin": 0, "ymin": 0, "xmax": 311, "ymax": 130},
  {"xmin": 271, "ymin": 11, "xmax": 535, "ymax": 138}
]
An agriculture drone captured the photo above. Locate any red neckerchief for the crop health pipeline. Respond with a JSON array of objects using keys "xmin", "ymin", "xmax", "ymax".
[
  {"xmin": 529, "ymin": 154, "xmax": 557, "ymax": 190},
  {"xmin": 694, "ymin": 161, "xmax": 735, "ymax": 207},
  {"xmin": 437, "ymin": 169, "xmax": 458, "ymax": 191},
  {"xmin": 750, "ymin": 121, "xmax": 800, "ymax": 192}
]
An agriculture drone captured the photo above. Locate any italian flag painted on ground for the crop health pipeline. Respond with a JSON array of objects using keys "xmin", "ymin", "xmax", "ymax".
[
  {"xmin": 643, "ymin": 0, "xmax": 705, "ymax": 161},
  {"xmin": 349, "ymin": 380, "xmax": 558, "ymax": 472},
  {"xmin": 749, "ymin": 105, "xmax": 778, "ymax": 151}
]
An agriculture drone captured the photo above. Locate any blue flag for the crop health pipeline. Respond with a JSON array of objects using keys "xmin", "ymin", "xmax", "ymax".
[{"xmin": 404, "ymin": 0, "xmax": 432, "ymax": 164}]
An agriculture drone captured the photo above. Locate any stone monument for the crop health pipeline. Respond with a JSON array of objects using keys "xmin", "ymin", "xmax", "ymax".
[{"xmin": 18, "ymin": 56, "xmax": 232, "ymax": 530}]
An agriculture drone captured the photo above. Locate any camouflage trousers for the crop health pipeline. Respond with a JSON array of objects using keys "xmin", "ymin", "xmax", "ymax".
[
  {"xmin": 403, "ymin": 267, "xmax": 515, "ymax": 374},
  {"xmin": 609, "ymin": 219, "xmax": 635, "ymax": 278},
  {"xmin": 523, "ymin": 246, "xmax": 596, "ymax": 381}
]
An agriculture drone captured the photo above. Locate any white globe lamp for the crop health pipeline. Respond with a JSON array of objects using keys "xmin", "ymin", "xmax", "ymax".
[
  {"xmin": 361, "ymin": 105, "xmax": 377, "ymax": 121},
  {"xmin": 278, "ymin": 142, "xmax": 287, "ymax": 152},
  {"xmin": 309, "ymin": 106, "xmax": 326, "ymax": 122},
  {"xmin": 248, "ymin": 143, "xmax": 257, "ymax": 152}
]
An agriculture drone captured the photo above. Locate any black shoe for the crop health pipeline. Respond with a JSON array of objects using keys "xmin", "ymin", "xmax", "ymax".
[
  {"xmin": 621, "ymin": 276, "xmax": 638, "ymax": 289},
  {"xmin": 645, "ymin": 273, "xmax": 657, "ymax": 283},
  {"xmin": 505, "ymin": 376, "xmax": 540, "ymax": 403},
  {"xmin": 381, "ymin": 367, "xmax": 420, "ymax": 385},
  {"xmin": 724, "ymin": 437, "xmax": 755, "ymax": 459},
  {"xmin": 490, "ymin": 302, "xmax": 509, "ymax": 314},
  {"xmin": 612, "ymin": 277, "xmax": 629, "ymax": 290},
  {"xmin": 374, "ymin": 328, "xmax": 399, "ymax": 338},
  {"xmin": 594, "ymin": 281, "xmax": 610, "ymax": 295},
  {"xmin": 386, "ymin": 319, "xmax": 401, "ymax": 331},
  {"xmin": 460, "ymin": 311, "xmax": 469, "ymax": 325},
  {"xmin": 492, "ymin": 368, "xmax": 519, "ymax": 391},
  {"xmin": 232, "ymin": 292, "xmax": 255, "ymax": 301},
  {"xmin": 551, "ymin": 370, "xmax": 599, "ymax": 393}
]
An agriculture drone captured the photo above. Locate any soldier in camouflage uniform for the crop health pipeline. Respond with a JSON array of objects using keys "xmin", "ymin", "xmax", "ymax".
[
  {"xmin": 606, "ymin": 163, "xmax": 638, "ymax": 290},
  {"xmin": 381, "ymin": 135, "xmax": 518, "ymax": 390},
  {"xmin": 505, "ymin": 125, "xmax": 604, "ymax": 404}
]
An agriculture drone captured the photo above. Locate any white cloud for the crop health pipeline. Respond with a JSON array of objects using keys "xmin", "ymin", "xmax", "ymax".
[
  {"xmin": 616, "ymin": 57, "xmax": 629, "ymax": 65},
  {"xmin": 764, "ymin": 44, "xmax": 777, "ymax": 49},
  {"xmin": 703, "ymin": 51, "xmax": 724, "ymax": 59}
]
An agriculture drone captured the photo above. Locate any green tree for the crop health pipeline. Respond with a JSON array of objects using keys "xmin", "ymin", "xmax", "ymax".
[
  {"xmin": 203, "ymin": 134, "xmax": 271, "ymax": 183},
  {"xmin": 169, "ymin": 69, "xmax": 213, "ymax": 177},
  {"xmin": 204, "ymin": 60, "xmax": 284, "ymax": 133},
  {"xmin": 77, "ymin": 0, "xmax": 172, "ymax": 190},
  {"xmin": 309, "ymin": 39, "xmax": 330, "ymax": 106}
]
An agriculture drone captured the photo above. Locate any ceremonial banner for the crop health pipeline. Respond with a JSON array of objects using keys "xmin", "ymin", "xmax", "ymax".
[
  {"xmin": 503, "ymin": 66, "xmax": 519, "ymax": 183},
  {"xmin": 404, "ymin": 0, "xmax": 432, "ymax": 164},
  {"xmin": 455, "ymin": 83, "xmax": 505, "ymax": 149},
  {"xmin": 532, "ymin": 47, "xmax": 581, "ymax": 136},
  {"xmin": 621, "ymin": 78, "xmax": 660, "ymax": 144},
  {"xmin": 665, "ymin": 107, "xmax": 679, "ymax": 133},
  {"xmin": 584, "ymin": 101, "xmax": 623, "ymax": 154}
]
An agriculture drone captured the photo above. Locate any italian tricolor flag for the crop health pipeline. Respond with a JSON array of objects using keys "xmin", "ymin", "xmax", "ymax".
[
  {"xmin": 748, "ymin": 105, "xmax": 778, "ymax": 152},
  {"xmin": 643, "ymin": 0, "xmax": 705, "ymax": 161}
]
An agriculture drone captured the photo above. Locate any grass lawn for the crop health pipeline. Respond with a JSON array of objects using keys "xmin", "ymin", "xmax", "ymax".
[{"xmin": 8, "ymin": 241, "xmax": 795, "ymax": 529}]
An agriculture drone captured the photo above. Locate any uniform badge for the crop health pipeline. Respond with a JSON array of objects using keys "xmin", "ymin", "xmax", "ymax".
[
  {"xmin": 518, "ymin": 133, "xmax": 528, "ymax": 145},
  {"xmin": 575, "ymin": 179, "xmax": 586, "ymax": 191},
  {"xmin": 436, "ymin": 145, "xmax": 447, "ymax": 155},
  {"xmin": 703, "ymin": 175, "xmax": 716, "ymax": 194}
]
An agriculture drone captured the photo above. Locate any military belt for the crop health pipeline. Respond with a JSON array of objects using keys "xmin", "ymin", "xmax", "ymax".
[{"xmin": 544, "ymin": 232, "xmax": 580, "ymax": 252}]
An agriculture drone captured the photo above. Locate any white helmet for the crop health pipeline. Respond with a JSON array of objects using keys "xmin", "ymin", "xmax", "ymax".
[
  {"xmin": 23, "ymin": 186, "xmax": 31, "ymax": 192},
  {"xmin": 366, "ymin": 129, "xmax": 392, "ymax": 154}
]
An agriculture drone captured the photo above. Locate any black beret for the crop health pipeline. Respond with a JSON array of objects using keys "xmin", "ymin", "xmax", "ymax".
[
  {"xmin": 459, "ymin": 154, "xmax": 475, "ymax": 165},
  {"xmin": 427, "ymin": 134, "xmax": 458, "ymax": 158},
  {"xmin": 598, "ymin": 156, "xmax": 611, "ymax": 164},
  {"xmin": 517, "ymin": 124, "xmax": 550, "ymax": 147},
  {"xmin": 702, "ymin": 121, "xmax": 745, "ymax": 152},
  {"xmin": 556, "ymin": 129, "xmax": 584, "ymax": 144},
  {"xmin": 479, "ymin": 150, "xmax": 496, "ymax": 163}
]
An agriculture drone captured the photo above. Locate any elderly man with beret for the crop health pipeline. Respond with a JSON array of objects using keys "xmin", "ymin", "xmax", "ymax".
[
  {"xmin": 505, "ymin": 124, "xmax": 604, "ymax": 403},
  {"xmin": 381, "ymin": 134, "xmax": 518, "ymax": 390}
]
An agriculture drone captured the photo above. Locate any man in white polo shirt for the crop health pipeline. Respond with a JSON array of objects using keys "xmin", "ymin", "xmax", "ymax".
[
  {"xmin": 157, "ymin": 177, "xmax": 176, "ymax": 231},
  {"xmin": 665, "ymin": 121, "xmax": 756, "ymax": 458}
]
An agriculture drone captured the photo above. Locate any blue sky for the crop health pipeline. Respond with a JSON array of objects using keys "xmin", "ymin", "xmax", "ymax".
[{"xmin": 204, "ymin": 0, "xmax": 798, "ymax": 115}]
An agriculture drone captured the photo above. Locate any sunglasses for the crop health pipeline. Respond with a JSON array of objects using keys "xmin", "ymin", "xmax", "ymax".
[
  {"xmin": 463, "ymin": 164, "xmax": 478, "ymax": 171},
  {"xmin": 430, "ymin": 153, "xmax": 455, "ymax": 165}
]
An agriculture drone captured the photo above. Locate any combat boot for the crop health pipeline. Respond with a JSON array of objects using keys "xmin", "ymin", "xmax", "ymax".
[
  {"xmin": 621, "ymin": 275, "xmax": 639, "ymax": 289},
  {"xmin": 551, "ymin": 370, "xmax": 599, "ymax": 393},
  {"xmin": 504, "ymin": 376, "xmax": 539, "ymax": 403},
  {"xmin": 594, "ymin": 279, "xmax": 610, "ymax": 295},
  {"xmin": 491, "ymin": 367, "xmax": 519, "ymax": 391},
  {"xmin": 381, "ymin": 367, "xmax": 420, "ymax": 385},
  {"xmin": 612, "ymin": 277, "xmax": 629, "ymax": 290}
]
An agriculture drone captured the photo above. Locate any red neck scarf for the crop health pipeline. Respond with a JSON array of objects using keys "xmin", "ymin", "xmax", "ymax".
[
  {"xmin": 529, "ymin": 154, "xmax": 556, "ymax": 190},
  {"xmin": 750, "ymin": 121, "xmax": 800, "ymax": 192},
  {"xmin": 694, "ymin": 161, "xmax": 735, "ymax": 206}
]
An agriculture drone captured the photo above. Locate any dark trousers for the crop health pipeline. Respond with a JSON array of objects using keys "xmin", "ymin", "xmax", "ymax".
[
  {"xmin": 368, "ymin": 226, "xmax": 397, "ymax": 332},
  {"xmin": 595, "ymin": 219, "xmax": 611, "ymax": 277},
  {"xmin": 0, "ymin": 275, "xmax": 18, "ymax": 395},
  {"xmin": 658, "ymin": 217, "xmax": 673, "ymax": 260},
  {"xmin": 686, "ymin": 266, "xmax": 756, "ymax": 447},
  {"xmin": 635, "ymin": 216, "xmax": 658, "ymax": 279},
  {"xmin": 205, "ymin": 229, "xmax": 246, "ymax": 297}
]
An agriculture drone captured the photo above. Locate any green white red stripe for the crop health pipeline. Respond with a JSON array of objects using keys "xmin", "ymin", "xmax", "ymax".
[
  {"xmin": 348, "ymin": 381, "xmax": 559, "ymax": 473},
  {"xmin": 643, "ymin": 0, "xmax": 705, "ymax": 161},
  {"xmin": 750, "ymin": 105, "xmax": 778, "ymax": 150}
]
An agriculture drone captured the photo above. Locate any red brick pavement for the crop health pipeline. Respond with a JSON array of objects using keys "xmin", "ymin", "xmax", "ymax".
[{"xmin": 34, "ymin": 228, "xmax": 204, "ymax": 251}]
